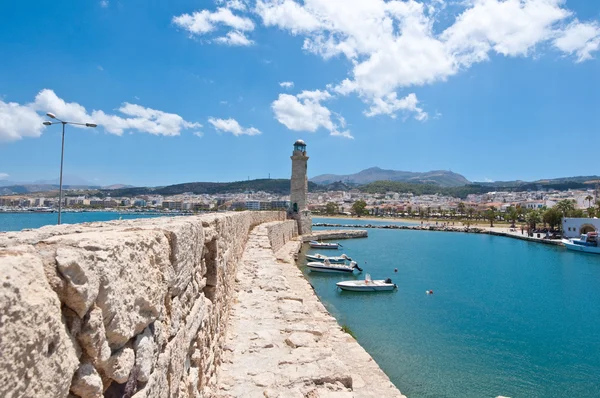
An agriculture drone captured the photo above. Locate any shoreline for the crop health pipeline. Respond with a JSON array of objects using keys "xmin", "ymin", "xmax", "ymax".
[{"xmin": 316, "ymin": 214, "xmax": 505, "ymax": 229}]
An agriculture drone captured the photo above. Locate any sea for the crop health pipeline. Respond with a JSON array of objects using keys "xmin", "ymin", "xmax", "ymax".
[
  {"xmin": 306, "ymin": 217, "xmax": 600, "ymax": 398},
  {"xmin": 2, "ymin": 213, "xmax": 600, "ymax": 397},
  {"xmin": 0, "ymin": 211, "xmax": 169, "ymax": 232}
]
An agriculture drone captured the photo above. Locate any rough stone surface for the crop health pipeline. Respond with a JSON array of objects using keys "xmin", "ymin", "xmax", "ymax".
[
  {"xmin": 70, "ymin": 363, "xmax": 103, "ymax": 398},
  {"xmin": 105, "ymin": 346, "xmax": 135, "ymax": 384},
  {"xmin": 216, "ymin": 223, "xmax": 404, "ymax": 397},
  {"xmin": 0, "ymin": 211, "xmax": 285, "ymax": 397},
  {"xmin": 0, "ymin": 246, "xmax": 79, "ymax": 398}
]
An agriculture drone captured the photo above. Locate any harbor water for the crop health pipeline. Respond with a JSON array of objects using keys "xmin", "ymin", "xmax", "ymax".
[{"xmin": 301, "ymin": 217, "xmax": 600, "ymax": 398}]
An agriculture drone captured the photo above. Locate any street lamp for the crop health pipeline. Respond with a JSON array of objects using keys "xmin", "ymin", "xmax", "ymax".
[{"xmin": 42, "ymin": 113, "xmax": 97, "ymax": 225}]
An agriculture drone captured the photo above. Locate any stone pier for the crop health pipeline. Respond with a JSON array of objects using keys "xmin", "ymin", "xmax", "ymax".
[{"xmin": 216, "ymin": 222, "xmax": 403, "ymax": 398}]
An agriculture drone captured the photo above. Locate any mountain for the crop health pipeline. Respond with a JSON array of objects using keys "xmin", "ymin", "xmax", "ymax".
[
  {"xmin": 311, "ymin": 167, "xmax": 470, "ymax": 187},
  {"xmin": 99, "ymin": 179, "xmax": 327, "ymax": 197}
]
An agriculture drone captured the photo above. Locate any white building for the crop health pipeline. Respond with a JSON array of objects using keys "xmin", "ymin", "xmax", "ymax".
[{"xmin": 562, "ymin": 218, "xmax": 600, "ymax": 238}]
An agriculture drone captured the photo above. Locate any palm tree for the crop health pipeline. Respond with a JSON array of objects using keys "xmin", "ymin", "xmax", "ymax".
[
  {"xmin": 485, "ymin": 206, "xmax": 497, "ymax": 227},
  {"xmin": 585, "ymin": 195, "xmax": 594, "ymax": 208},
  {"xmin": 457, "ymin": 202, "xmax": 466, "ymax": 218},
  {"xmin": 507, "ymin": 206, "xmax": 519, "ymax": 227},
  {"xmin": 526, "ymin": 210, "xmax": 541, "ymax": 230},
  {"xmin": 467, "ymin": 207, "xmax": 475, "ymax": 220},
  {"xmin": 556, "ymin": 199, "xmax": 575, "ymax": 218}
]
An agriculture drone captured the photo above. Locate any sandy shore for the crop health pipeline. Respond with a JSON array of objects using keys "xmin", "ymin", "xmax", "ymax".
[{"xmin": 316, "ymin": 214, "xmax": 503, "ymax": 229}]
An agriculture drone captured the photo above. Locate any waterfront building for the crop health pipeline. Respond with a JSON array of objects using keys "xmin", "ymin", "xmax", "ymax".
[
  {"xmin": 162, "ymin": 201, "xmax": 183, "ymax": 210},
  {"xmin": 562, "ymin": 218, "xmax": 600, "ymax": 238}
]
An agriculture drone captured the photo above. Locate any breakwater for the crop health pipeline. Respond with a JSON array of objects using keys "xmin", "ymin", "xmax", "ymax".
[
  {"xmin": 303, "ymin": 229, "xmax": 368, "ymax": 242},
  {"xmin": 0, "ymin": 211, "xmax": 286, "ymax": 397},
  {"xmin": 313, "ymin": 223, "xmax": 565, "ymax": 247},
  {"xmin": 0, "ymin": 213, "xmax": 403, "ymax": 397}
]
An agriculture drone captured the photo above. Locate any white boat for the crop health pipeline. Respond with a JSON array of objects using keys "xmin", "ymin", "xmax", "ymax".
[
  {"xmin": 336, "ymin": 278, "xmax": 397, "ymax": 292},
  {"xmin": 562, "ymin": 231, "xmax": 600, "ymax": 254},
  {"xmin": 306, "ymin": 260, "xmax": 363, "ymax": 274},
  {"xmin": 309, "ymin": 240, "xmax": 341, "ymax": 249},
  {"xmin": 305, "ymin": 253, "xmax": 351, "ymax": 264}
]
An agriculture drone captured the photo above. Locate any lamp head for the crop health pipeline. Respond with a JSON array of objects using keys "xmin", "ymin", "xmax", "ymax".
[
  {"xmin": 46, "ymin": 112, "xmax": 56, "ymax": 119},
  {"xmin": 85, "ymin": 123, "xmax": 97, "ymax": 128},
  {"xmin": 43, "ymin": 121, "xmax": 52, "ymax": 126}
]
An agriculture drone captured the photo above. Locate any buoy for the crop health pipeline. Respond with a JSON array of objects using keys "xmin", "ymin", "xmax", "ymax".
[{"xmin": 394, "ymin": 268, "xmax": 398, "ymax": 273}]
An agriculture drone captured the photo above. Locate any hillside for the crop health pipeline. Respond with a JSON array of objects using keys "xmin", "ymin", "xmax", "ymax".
[
  {"xmin": 310, "ymin": 167, "xmax": 470, "ymax": 187},
  {"xmin": 98, "ymin": 179, "xmax": 327, "ymax": 197}
]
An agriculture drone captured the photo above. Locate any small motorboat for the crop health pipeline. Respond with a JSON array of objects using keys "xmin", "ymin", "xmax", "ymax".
[
  {"xmin": 305, "ymin": 253, "xmax": 352, "ymax": 264},
  {"xmin": 309, "ymin": 241, "xmax": 341, "ymax": 249},
  {"xmin": 306, "ymin": 260, "xmax": 363, "ymax": 274},
  {"xmin": 562, "ymin": 231, "xmax": 600, "ymax": 254},
  {"xmin": 336, "ymin": 274, "xmax": 396, "ymax": 291}
]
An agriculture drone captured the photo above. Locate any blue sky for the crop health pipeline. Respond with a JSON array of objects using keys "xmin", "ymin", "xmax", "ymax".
[{"xmin": 0, "ymin": 0, "xmax": 598, "ymax": 187}]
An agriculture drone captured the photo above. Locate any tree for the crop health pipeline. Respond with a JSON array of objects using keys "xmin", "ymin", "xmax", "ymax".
[
  {"xmin": 457, "ymin": 202, "xmax": 466, "ymax": 217},
  {"xmin": 526, "ymin": 210, "xmax": 541, "ymax": 230},
  {"xmin": 325, "ymin": 202, "xmax": 338, "ymax": 215},
  {"xmin": 485, "ymin": 206, "xmax": 497, "ymax": 227},
  {"xmin": 542, "ymin": 207, "xmax": 562, "ymax": 230},
  {"xmin": 351, "ymin": 200, "xmax": 367, "ymax": 217},
  {"xmin": 467, "ymin": 207, "xmax": 475, "ymax": 220},
  {"xmin": 506, "ymin": 206, "xmax": 519, "ymax": 227},
  {"xmin": 556, "ymin": 199, "xmax": 575, "ymax": 217},
  {"xmin": 585, "ymin": 195, "xmax": 594, "ymax": 208}
]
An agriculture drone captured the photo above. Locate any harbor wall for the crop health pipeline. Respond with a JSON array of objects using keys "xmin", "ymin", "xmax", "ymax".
[{"xmin": 0, "ymin": 211, "xmax": 293, "ymax": 398}]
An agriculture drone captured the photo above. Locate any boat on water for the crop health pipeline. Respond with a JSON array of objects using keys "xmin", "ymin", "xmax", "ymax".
[
  {"xmin": 305, "ymin": 253, "xmax": 352, "ymax": 264},
  {"xmin": 309, "ymin": 240, "xmax": 341, "ymax": 249},
  {"xmin": 336, "ymin": 275, "xmax": 397, "ymax": 292},
  {"xmin": 306, "ymin": 260, "xmax": 363, "ymax": 274},
  {"xmin": 562, "ymin": 231, "xmax": 600, "ymax": 254}
]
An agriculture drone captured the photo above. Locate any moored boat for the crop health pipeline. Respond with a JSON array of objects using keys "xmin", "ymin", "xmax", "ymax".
[
  {"xmin": 336, "ymin": 278, "xmax": 397, "ymax": 292},
  {"xmin": 562, "ymin": 231, "xmax": 600, "ymax": 254},
  {"xmin": 309, "ymin": 240, "xmax": 341, "ymax": 249},
  {"xmin": 306, "ymin": 260, "xmax": 363, "ymax": 274},
  {"xmin": 305, "ymin": 253, "xmax": 352, "ymax": 264}
]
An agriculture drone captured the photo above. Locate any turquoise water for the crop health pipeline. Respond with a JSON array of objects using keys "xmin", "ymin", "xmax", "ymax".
[
  {"xmin": 303, "ymin": 218, "xmax": 600, "ymax": 398},
  {"xmin": 0, "ymin": 212, "xmax": 169, "ymax": 232}
]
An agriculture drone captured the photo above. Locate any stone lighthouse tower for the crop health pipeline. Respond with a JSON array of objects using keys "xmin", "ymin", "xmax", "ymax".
[{"xmin": 289, "ymin": 139, "xmax": 312, "ymax": 235}]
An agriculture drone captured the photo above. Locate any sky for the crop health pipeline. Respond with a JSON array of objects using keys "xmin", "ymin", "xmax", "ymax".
[{"xmin": 0, "ymin": 0, "xmax": 599, "ymax": 187}]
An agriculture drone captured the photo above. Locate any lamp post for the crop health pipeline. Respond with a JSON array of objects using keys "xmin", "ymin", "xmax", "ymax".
[{"xmin": 43, "ymin": 113, "xmax": 97, "ymax": 225}]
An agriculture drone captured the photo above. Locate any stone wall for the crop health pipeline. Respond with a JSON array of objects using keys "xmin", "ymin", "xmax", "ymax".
[
  {"xmin": 0, "ymin": 211, "xmax": 287, "ymax": 398},
  {"xmin": 265, "ymin": 220, "xmax": 298, "ymax": 252}
]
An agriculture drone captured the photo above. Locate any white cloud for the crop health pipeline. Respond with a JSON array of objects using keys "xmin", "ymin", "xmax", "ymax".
[
  {"xmin": 279, "ymin": 81, "xmax": 294, "ymax": 89},
  {"xmin": 214, "ymin": 30, "xmax": 254, "ymax": 46},
  {"xmin": 100, "ymin": 0, "xmax": 109, "ymax": 8},
  {"xmin": 0, "ymin": 173, "xmax": 8, "ymax": 180},
  {"xmin": 330, "ymin": 130, "xmax": 354, "ymax": 139},
  {"xmin": 0, "ymin": 89, "xmax": 201, "ymax": 142},
  {"xmin": 365, "ymin": 92, "xmax": 428, "ymax": 121},
  {"xmin": 271, "ymin": 89, "xmax": 352, "ymax": 138},
  {"xmin": 0, "ymin": 99, "xmax": 44, "ymax": 142},
  {"xmin": 253, "ymin": 0, "xmax": 600, "ymax": 118},
  {"xmin": 208, "ymin": 117, "xmax": 262, "ymax": 136},
  {"xmin": 173, "ymin": 7, "xmax": 254, "ymax": 45},
  {"xmin": 554, "ymin": 20, "xmax": 600, "ymax": 62},
  {"xmin": 217, "ymin": 0, "xmax": 248, "ymax": 11},
  {"xmin": 193, "ymin": 131, "xmax": 204, "ymax": 138}
]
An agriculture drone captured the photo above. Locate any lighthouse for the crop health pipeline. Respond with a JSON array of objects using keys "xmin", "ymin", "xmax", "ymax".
[{"xmin": 289, "ymin": 139, "xmax": 312, "ymax": 234}]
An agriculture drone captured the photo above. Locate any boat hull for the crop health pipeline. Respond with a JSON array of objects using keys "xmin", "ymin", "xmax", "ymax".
[
  {"xmin": 305, "ymin": 255, "xmax": 346, "ymax": 264},
  {"xmin": 306, "ymin": 263, "xmax": 354, "ymax": 273},
  {"xmin": 563, "ymin": 240, "xmax": 600, "ymax": 254},
  {"xmin": 308, "ymin": 244, "xmax": 339, "ymax": 249},
  {"xmin": 336, "ymin": 280, "xmax": 396, "ymax": 291}
]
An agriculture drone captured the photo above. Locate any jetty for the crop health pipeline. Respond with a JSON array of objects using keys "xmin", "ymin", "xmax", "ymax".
[
  {"xmin": 303, "ymin": 229, "xmax": 368, "ymax": 242},
  {"xmin": 313, "ymin": 223, "xmax": 565, "ymax": 247}
]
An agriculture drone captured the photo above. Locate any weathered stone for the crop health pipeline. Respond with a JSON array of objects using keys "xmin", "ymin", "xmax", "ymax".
[
  {"xmin": 104, "ymin": 346, "xmax": 135, "ymax": 384},
  {"xmin": 78, "ymin": 305, "xmax": 111, "ymax": 364},
  {"xmin": 55, "ymin": 246, "xmax": 100, "ymax": 318},
  {"xmin": 0, "ymin": 246, "xmax": 79, "ymax": 398},
  {"xmin": 134, "ymin": 327, "xmax": 155, "ymax": 383},
  {"xmin": 285, "ymin": 332, "xmax": 316, "ymax": 348},
  {"xmin": 70, "ymin": 362, "xmax": 103, "ymax": 398}
]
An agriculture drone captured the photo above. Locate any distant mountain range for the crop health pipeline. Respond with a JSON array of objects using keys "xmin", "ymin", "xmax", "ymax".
[
  {"xmin": 311, "ymin": 167, "xmax": 471, "ymax": 187},
  {"xmin": 1, "ymin": 171, "xmax": 597, "ymax": 198}
]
